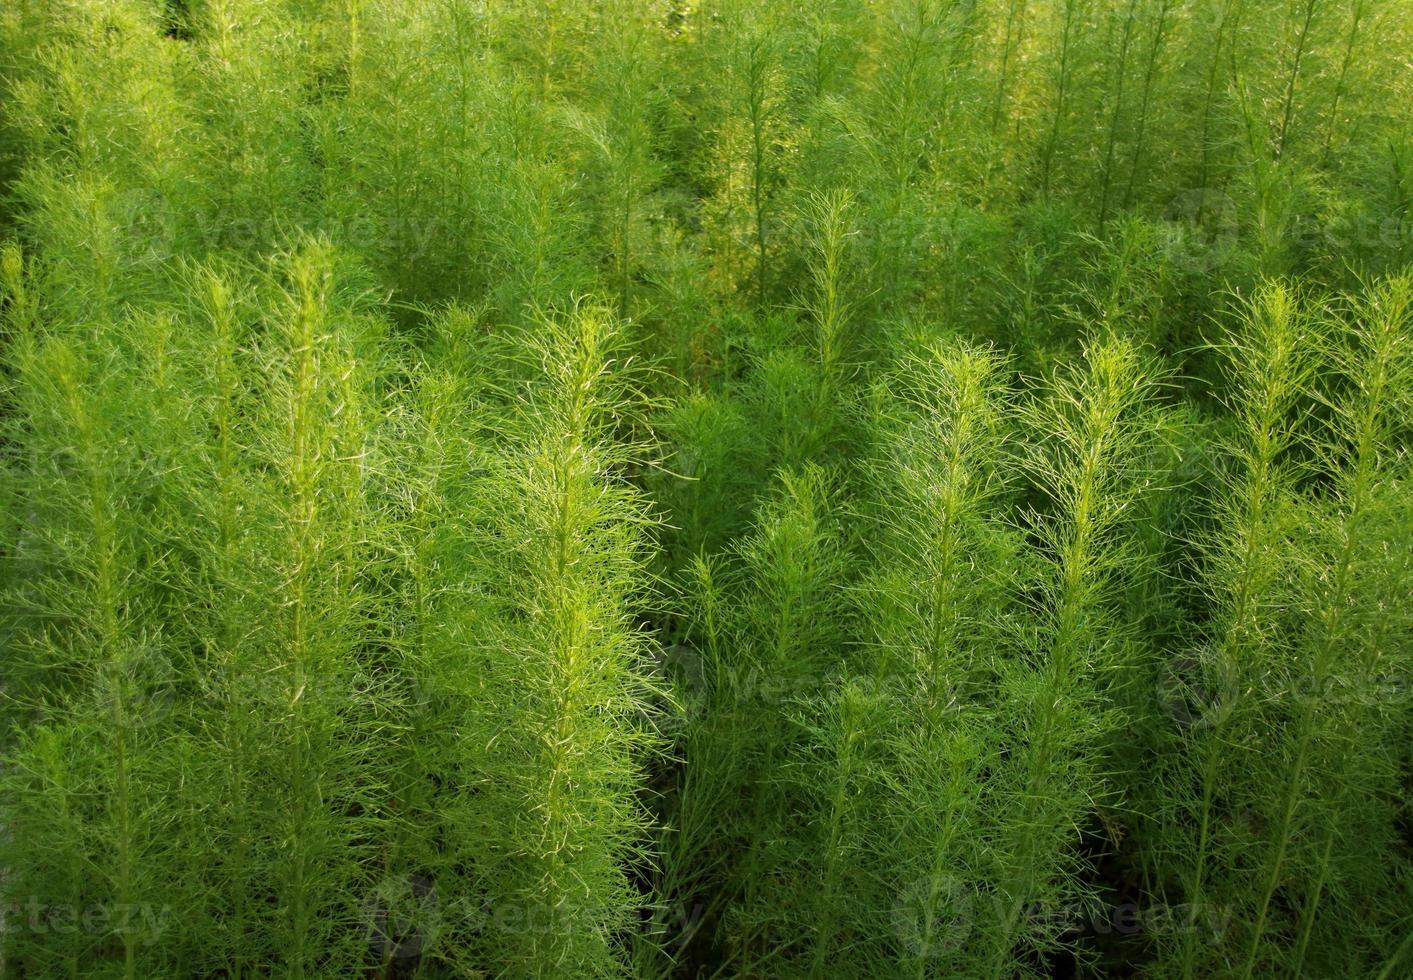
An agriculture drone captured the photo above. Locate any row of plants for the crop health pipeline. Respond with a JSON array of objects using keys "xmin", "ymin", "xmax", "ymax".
[{"xmin": 2, "ymin": 1, "xmax": 1410, "ymax": 977}]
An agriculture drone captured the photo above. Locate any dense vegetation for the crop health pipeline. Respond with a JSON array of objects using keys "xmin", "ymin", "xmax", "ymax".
[{"xmin": 1, "ymin": 1, "xmax": 1410, "ymax": 977}]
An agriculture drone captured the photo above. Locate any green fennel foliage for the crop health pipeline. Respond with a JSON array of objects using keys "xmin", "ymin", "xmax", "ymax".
[{"xmin": 2, "ymin": 2, "xmax": 1412, "ymax": 977}]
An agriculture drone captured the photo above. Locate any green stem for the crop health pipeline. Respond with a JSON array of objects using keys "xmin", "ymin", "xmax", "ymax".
[
  {"xmin": 1274, "ymin": 0, "xmax": 1321, "ymax": 163},
  {"xmin": 1098, "ymin": 0, "xmax": 1141, "ymax": 230}
]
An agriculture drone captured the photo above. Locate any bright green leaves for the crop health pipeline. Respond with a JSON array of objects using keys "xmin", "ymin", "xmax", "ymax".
[
  {"xmin": 1, "ymin": 3, "xmax": 1411, "ymax": 978},
  {"xmin": 470, "ymin": 303, "xmax": 661, "ymax": 977}
]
